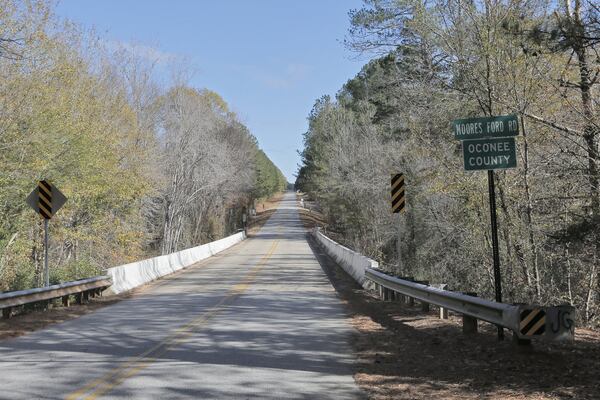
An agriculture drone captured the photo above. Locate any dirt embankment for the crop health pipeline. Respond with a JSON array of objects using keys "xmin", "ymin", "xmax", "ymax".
[{"xmin": 301, "ymin": 212, "xmax": 600, "ymax": 400}]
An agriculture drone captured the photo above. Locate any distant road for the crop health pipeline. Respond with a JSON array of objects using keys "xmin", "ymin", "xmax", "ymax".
[{"xmin": 0, "ymin": 192, "xmax": 363, "ymax": 399}]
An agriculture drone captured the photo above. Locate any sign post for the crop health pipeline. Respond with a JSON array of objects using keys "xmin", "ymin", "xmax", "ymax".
[
  {"xmin": 26, "ymin": 180, "xmax": 67, "ymax": 287},
  {"xmin": 487, "ymin": 170, "xmax": 502, "ymax": 312},
  {"xmin": 453, "ymin": 115, "xmax": 519, "ymax": 341},
  {"xmin": 391, "ymin": 174, "xmax": 406, "ymax": 273}
]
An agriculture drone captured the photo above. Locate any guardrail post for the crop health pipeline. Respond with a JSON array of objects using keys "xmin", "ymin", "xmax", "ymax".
[
  {"xmin": 62, "ymin": 295, "xmax": 70, "ymax": 307},
  {"xmin": 440, "ymin": 307, "xmax": 449, "ymax": 319},
  {"xmin": 462, "ymin": 291, "xmax": 478, "ymax": 334},
  {"xmin": 408, "ymin": 296, "xmax": 415, "ymax": 306},
  {"xmin": 76, "ymin": 293, "xmax": 83, "ymax": 305},
  {"xmin": 415, "ymin": 281, "xmax": 430, "ymax": 311},
  {"xmin": 82, "ymin": 291, "xmax": 89, "ymax": 302},
  {"xmin": 512, "ymin": 334, "xmax": 532, "ymax": 347},
  {"xmin": 384, "ymin": 288, "xmax": 392, "ymax": 301},
  {"xmin": 463, "ymin": 315, "xmax": 478, "ymax": 334},
  {"xmin": 2, "ymin": 307, "xmax": 12, "ymax": 319}
]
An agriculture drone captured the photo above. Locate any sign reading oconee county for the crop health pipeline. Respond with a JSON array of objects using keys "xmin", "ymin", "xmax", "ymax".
[
  {"xmin": 454, "ymin": 114, "xmax": 519, "ymax": 140},
  {"xmin": 463, "ymin": 137, "xmax": 517, "ymax": 171}
]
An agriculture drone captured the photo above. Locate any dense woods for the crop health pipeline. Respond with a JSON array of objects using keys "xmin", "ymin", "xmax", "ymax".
[
  {"xmin": 0, "ymin": 1, "xmax": 286, "ymax": 292},
  {"xmin": 296, "ymin": 0, "xmax": 600, "ymax": 326}
]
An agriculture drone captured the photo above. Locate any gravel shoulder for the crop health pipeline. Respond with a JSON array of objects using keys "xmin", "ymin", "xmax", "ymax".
[{"xmin": 302, "ymin": 217, "xmax": 600, "ymax": 399}]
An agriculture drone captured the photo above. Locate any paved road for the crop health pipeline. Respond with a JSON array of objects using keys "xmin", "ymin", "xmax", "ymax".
[{"xmin": 0, "ymin": 192, "xmax": 363, "ymax": 399}]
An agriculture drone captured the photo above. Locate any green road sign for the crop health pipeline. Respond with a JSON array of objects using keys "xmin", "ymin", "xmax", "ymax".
[
  {"xmin": 463, "ymin": 137, "xmax": 517, "ymax": 171},
  {"xmin": 453, "ymin": 114, "xmax": 519, "ymax": 140}
]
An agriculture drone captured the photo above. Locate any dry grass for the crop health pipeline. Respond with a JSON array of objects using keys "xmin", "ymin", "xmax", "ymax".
[{"xmin": 297, "ymin": 207, "xmax": 327, "ymax": 230}]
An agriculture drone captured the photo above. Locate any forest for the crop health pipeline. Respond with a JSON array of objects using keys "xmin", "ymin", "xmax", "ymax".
[
  {"xmin": 296, "ymin": 0, "xmax": 600, "ymax": 327},
  {"xmin": 0, "ymin": 1, "xmax": 286, "ymax": 292}
]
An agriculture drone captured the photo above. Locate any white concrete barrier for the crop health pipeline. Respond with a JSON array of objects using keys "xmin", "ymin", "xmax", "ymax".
[
  {"xmin": 311, "ymin": 229, "xmax": 378, "ymax": 288},
  {"xmin": 106, "ymin": 231, "xmax": 246, "ymax": 294}
]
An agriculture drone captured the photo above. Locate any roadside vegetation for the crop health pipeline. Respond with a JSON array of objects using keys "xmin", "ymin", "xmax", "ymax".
[
  {"xmin": 296, "ymin": 0, "xmax": 600, "ymax": 327},
  {"xmin": 0, "ymin": 1, "xmax": 286, "ymax": 292}
]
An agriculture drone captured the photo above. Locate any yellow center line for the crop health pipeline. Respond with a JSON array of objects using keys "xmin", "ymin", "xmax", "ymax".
[{"xmin": 65, "ymin": 239, "xmax": 279, "ymax": 400}]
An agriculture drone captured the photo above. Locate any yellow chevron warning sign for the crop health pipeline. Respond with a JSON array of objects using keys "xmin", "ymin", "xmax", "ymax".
[
  {"xmin": 520, "ymin": 308, "xmax": 546, "ymax": 336},
  {"xmin": 391, "ymin": 173, "xmax": 405, "ymax": 213},
  {"xmin": 26, "ymin": 180, "xmax": 67, "ymax": 220}
]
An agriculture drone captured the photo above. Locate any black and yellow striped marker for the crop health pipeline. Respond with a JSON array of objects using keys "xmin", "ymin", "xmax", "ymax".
[
  {"xmin": 26, "ymin": 180, "xmax": 67, "ymax": 220},
  {"xmin": 391, "ymin": 173, "xmax": 405, "ymax": 213},
  {"xmin": 37, "ymin": 180, "xmax": 53, "ymax": 219},
  {"xmin": 520, "ymin": 308, "xmax": 546, "ymax": 336}
]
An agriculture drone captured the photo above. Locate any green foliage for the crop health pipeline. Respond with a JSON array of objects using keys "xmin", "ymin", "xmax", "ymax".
[
  {"xmin": 0, "ymin": 0, "xmax": 285, "ymax": 291},
  {"xmin": 254, "ymin": 149, "xmax": 287, "ymax": 200},
  {"xmin": 298, "ymin": 0, "xmax": 600, "ymax": 327},
  {"xmin": 50, "ymin": 258, "xmax": 102, "ymax": 285}
]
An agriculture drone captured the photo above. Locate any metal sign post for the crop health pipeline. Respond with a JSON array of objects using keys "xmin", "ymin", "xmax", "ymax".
[
  {"xmin": 26, "ymin": 180, "xmax": 67, "ymax": 287},
  {"xmin": 391, "ymin": 174, "xmax": 406, "ymax": 272},
  {"xmin": 487, "ymin": 170, "xmax": 503, "ymax": 340},
  {"xmin": 44, "ymin": 218, "xmax": 49, "ymax": 287},
  {"xmin": 453, "ymin": 115, "xmax": 520, "ymax": 341}
]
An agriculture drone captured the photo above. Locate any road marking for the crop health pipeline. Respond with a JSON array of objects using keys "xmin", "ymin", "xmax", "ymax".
[{"xmin": 65, "ymin": 239, "xmax": 279, "ymax": 400}]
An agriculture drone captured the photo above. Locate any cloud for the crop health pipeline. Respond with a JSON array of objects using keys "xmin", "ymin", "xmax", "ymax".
[{"xmin": 231, "ymin": 63, "xmax": 313, "ymax": 89}]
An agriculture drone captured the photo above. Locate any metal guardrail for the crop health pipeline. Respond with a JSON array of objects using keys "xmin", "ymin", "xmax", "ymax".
[
  {"xmin": 365, "ymin": 268, "xmax": 575, "ymax": 342},
  {"xmin": 0, "ymin": 275, "xmax": 112, "ymax": 319}
]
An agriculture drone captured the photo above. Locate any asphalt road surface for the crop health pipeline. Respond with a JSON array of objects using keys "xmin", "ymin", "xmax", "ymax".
[{"xmin": 0, "ymin": 192, "xmax": 363, "ymax": 399}]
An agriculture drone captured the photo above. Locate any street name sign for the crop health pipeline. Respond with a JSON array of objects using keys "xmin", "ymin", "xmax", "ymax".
[
  {"xmin": 453, "ymin": 114, "xmax": 519, "ymax": 140},
  {"xmin": 463, "ymin": 137, "xmax": 516, "ymax": 171}
]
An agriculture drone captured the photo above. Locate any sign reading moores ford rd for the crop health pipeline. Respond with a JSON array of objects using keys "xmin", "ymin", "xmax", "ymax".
[
  {"xmin": 463, "ymin": 137, "xmax": 517, "ymax": 171},
  {"xmin": 454, "ymin": 114, "xmax": 519, "ymax": 140}
]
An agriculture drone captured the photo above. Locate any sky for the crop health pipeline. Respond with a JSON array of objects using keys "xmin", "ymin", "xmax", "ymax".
[{"xmin": 55, "ymin": 0, "xmax": 368, "ymax": 182}]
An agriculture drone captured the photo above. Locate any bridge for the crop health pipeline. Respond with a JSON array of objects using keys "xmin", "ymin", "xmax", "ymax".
[{"xmin": 0, "ymin": 193, "xmax": 362, "ymax": 399}]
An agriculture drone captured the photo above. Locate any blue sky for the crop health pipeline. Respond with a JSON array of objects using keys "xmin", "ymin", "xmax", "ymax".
[{"xmin": 55, "ymin": 0, "xmax": 368, "ymax": 182}]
